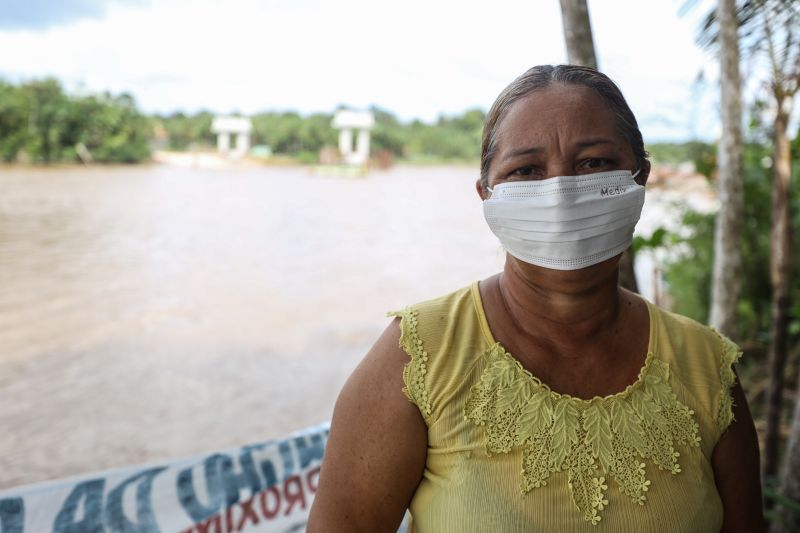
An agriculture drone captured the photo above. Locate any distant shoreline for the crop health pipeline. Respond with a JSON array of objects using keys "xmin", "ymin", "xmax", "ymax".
[{"xmin": 0, "ymin": 151, "xmax": 482, "ymax": 170}]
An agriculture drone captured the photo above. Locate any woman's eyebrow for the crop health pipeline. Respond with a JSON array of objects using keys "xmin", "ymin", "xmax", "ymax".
[
  {"xmin": 574, "ymin": 137, "xmax": 615, "ymax": 149},
  {"xmin": 501, "ymin": 138, "xmax": 618, "ymax": 162},
  {"xmin": 501, "ymin": 146, "xmax": 544, "ymax": 162}
]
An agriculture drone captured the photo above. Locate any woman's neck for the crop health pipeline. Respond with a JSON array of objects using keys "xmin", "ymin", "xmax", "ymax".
[{"xmin": 496, "ymin": 256, "xmax": 625, "ymax": 358}]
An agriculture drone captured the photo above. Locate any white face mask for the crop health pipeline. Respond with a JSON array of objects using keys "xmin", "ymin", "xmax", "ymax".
[{"xmin": 483, "ymin": 169, "xmax": 645, "ymax": 270}]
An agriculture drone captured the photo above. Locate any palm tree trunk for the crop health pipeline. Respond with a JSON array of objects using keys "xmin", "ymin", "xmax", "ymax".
[
  {"xmin": 764, "ymin": 104, "xmax": 793, "ymax": 481},
  {"xmin": 772, "ymin": 353, "xmax": 800, "ymax": 533},
  {"xmin": 709, "ymin": 0, "xmax": 744, "ymax": 339},
  {"xmin": 558, "ymin": 0, "xmax": 598, "ymax": 69}
]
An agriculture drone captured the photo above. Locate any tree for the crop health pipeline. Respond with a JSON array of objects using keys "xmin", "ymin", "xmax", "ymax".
[
  {"xmin": 757, "ymin": 1, "xmax": 799, "ymax": 521},
  {"xmin": 709, "ymin": 0, "xmax": 744, "ymax": 340},
  {"xmin": 0, "ymin": 79, "xmax": 151, "ymax": 163},
  {"xmin": 778, "ymin": 345, "xmax": 800, "ymax": 531},
  {"xmin": 558, "ymin": 0, "xmax": 639, "ymax": 292},
  {"xmin": 559, "ymin": 0, "xmax": 598, "ymax": 68},
  {"xmin": 23, "ymin": 78, "xmax": 70, "ymax": 162},
  {"xmin": 694, "ymin": 0, "xmax": 798, "ymax": 488},
  {"xmin": 0, "ymin": 80, "xmax": 30, "ymax": 162}
]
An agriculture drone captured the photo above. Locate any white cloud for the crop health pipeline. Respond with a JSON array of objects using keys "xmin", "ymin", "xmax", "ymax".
[{"xmin": 0, "ymin": 0, "xmax": 720, "ymax": 140}]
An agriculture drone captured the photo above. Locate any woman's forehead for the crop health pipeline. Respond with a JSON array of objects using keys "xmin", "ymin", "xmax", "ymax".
[{"xmin": 496, "ymin": 84, "xmax": 623, "ymax": 150}]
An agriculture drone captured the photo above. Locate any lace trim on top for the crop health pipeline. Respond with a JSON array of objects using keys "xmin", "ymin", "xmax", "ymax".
[
  {"xmin": 714, "ymin": 330, "xmax": 743, "ymax": 434},
  {"xmin": 464, "ymin": 344, "xmax": 701, "ymax": 526},
  {"xmin": 388, "ymin": 308, "xmax": 432, "ymax": 419}
]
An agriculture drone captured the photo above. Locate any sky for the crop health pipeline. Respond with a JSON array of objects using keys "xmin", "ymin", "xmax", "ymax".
[{"xmin": 0, "ymin": 0, "xmax": 730, "ymax": 142}]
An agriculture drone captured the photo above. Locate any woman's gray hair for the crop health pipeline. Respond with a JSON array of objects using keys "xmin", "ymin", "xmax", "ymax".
[{"xmin": 480, "ymin": 64, "xmax": 649, "ymax": 190}]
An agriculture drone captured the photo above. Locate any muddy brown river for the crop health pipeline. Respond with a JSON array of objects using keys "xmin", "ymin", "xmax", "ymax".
[{"xmin": 0, "ymin": 163, "xmax": 505, "ymax": 488}]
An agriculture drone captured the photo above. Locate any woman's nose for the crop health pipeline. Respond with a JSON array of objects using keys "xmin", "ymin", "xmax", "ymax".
[{"xmin": 546, "ymin": 162, "xmax": 574, "ymax": 178}]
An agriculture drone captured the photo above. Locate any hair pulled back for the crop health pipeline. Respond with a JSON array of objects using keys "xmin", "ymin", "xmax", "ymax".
[{"xmin": 480, "ymin": 65, "xmax": 649, "ymax": 190}]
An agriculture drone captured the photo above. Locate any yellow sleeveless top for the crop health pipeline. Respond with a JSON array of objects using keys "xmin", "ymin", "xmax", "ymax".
[{"xmin": 389, "ymin": 283, "xmax": 741, "ymax": 532}]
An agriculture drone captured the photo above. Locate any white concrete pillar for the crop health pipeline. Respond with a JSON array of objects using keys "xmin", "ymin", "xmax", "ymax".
[
  {"xmin": 339, "ymin": 128, "xmax": 353, "ymax": 159},
  {"xmin": 232, "ymin": 132, "xmax": 250, "ymax": 158},
  {"xmin": 217, "ymin": 132, "xmax": 230, "ymax": 154},
  {"xmin": 356, "ymin": 129, "xmax": 370, "ymax": 164}
]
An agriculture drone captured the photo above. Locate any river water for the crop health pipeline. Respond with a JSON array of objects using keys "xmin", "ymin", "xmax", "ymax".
[
  {"xmin": 0, "ymin": 163, "xmax": 710, "ymax": 489},
  {"xmin": 0, "ymin": 164, "xmax": 504, "ymax": 488}
]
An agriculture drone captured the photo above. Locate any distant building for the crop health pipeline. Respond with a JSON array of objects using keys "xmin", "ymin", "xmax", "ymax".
[
  {"xmin": 331, "ymin": 110, "xmax": 374, "ymax": 166},
  {"xmin": 211, "ymin": 116, "xmax": 252, "ymax": 159}
]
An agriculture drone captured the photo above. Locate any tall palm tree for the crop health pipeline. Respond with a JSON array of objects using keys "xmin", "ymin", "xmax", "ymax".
[
  {"xmin": 559, "ymin": 0, "xmax": 598, "ymax": 69},
  {"xmin": 709, "ymin": 0, "xmax": 744, "ymax": 340},
  {"xmin": 758, "ymin": 2, "xmax": 799, "ymax": 525}
]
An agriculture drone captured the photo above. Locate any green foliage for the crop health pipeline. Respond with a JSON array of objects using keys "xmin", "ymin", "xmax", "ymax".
[
  {"xmin": 633, "ymin": 227, "xmax": 669, "ymax": 253},
  {"xmin": 0, "ymin": 78, "xmax": 486, "ymax": 165},
  {"xmin": 154, "ymin": 106, "xmax": 485, "ymax": 164},
  {"xmin": 157, "ymin": 111, "xmax": 214, "ymax": 150},
  {"xmin": 656, "ymin": 138, "xmax": 800, "ymax": 346},
  {"xmin": 78, "ymin": 93, "xmax": 152, "ymax": 163},
  {"xmin": 764, "ymin": 487, "xmax": 800, "ymax": 527},
  {"xmin": 647, "ymin": 142, "xmax": 716, "ymax": 175},
  {"xmin": 249, "ymin": 111, "xmax": 337, "ymax": 159},
  {"xmin": 0, "ymin": 78, "xmax": 151, "ymax": 163},
  {"xmin": 3, "ymin": 80, "xmax": 733, "ymax": 169},
  {"xmin": 0, "ymin": 80, "xmax": 30, "ymax": 161},
  {"xmin": 369, "ymin": 105, "xmax": 406, "ymax": 157},
  {"xmin": 662, "ymin": 209, "xmax": 716, "ymax": 324},
  {"xmin": 402, "ymin": 110, "xmax": 483, "ymax": 162}
]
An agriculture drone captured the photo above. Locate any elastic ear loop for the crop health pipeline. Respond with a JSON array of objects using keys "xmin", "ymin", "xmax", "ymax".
[{"xmin": 486, "ymin": 168, "xmax": 641, "ymax": 196}]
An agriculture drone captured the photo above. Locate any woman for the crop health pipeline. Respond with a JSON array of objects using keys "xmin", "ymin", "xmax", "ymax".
[{"xmin": 308, "ymin": 65, "xmax": 765, "ymax": 532}]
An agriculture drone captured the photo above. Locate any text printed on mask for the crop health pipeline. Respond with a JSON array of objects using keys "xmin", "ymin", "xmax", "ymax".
[{"xmin": 600, "ymin": 185, "xmax": 627, "ymax": 197}]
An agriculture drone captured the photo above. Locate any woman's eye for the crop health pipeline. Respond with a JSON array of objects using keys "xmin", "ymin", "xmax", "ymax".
[
  {"xmin": 509, "ymin": 166, "xmax": 538, "ymax": 177},
  {"xmin": 580, "ymin": 158, "xmax": 612, "ymax": 170}
]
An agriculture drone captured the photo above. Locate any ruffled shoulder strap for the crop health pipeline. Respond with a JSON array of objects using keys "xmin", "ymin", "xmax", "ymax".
[
  {"xmin": 388, "ymin": 283, "xmax": 488, "ymax": 426},
  {"xmin": 714, "ymin": 330, "xmax": 743, "ymax": 436},
  {"xmin": 648, "ymin": 304, "xmax": 743, "ymax": 447},
  {"xmin": 388, "ymin": 307, "xmax": 433, "ymax": 419}
]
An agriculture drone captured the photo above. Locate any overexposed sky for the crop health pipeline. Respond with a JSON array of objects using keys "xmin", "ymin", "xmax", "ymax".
[{"xmin": 0, "ymin": 0, "xmax": 724, "ymax": 141}]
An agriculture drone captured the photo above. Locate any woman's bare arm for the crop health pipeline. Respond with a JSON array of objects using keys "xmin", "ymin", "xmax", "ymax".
[
  {"xmin": 712, "ymin": 373, "xmax": 767, "ymax": 532},
  {"xmin": 308, "ymin": 318, "xmax": 428, "ymax": 533}
]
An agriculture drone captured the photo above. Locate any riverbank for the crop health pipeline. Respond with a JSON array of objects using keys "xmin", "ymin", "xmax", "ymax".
[
  {"xmin": 2, "ymin": 149, "xmax": 481, "ymax": 171},
  {"xmin": 152, "ymin": 150, "xmax": 317, "ymax": 169}
]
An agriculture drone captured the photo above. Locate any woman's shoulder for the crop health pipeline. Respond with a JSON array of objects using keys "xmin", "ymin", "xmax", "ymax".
[
  {"xmin": 649, "ymin": 301, "xmax": 740, "ymax": 369},
  {"xmin": 387, "ymin": 282, "xmax": 491, "ymax": 348},
  {"xmin": 650, "ymin": 302, "xmax": 721, "ymax": 342},
  {"xmin": 387, "ymin": 282, "xmax": 492, "ymax": 425},
  {"xmin": 648, "ymin": 301, "xmax": 742, "ymax": 443},
  {"xmin": 388, "ymin": 283, "xmax": 476, "ymax": 321}
]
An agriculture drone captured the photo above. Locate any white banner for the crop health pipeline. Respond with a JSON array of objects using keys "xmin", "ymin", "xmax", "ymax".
[{"xmin": 0, "ymin": 423, "xmax": 329, "ymax": 533}]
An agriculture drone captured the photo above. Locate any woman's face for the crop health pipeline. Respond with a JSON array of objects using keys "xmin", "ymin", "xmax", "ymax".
[{"xmin": 483, "ymin": 83, "xmax": 647, "ymax": 194}]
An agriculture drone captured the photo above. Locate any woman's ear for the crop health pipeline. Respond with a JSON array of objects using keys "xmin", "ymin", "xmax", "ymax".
[
  {"xmin": 475, "ymin": 178, "xmax": 487, "ymax": 200},
  {"xmin": 636, "ymin": 161, "xmax": 651, "ymax": 186}
]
